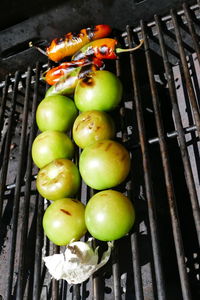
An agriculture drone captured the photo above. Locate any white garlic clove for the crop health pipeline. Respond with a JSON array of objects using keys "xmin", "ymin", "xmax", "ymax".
[{"xmin": 43, "ymin": 240, "xmax": 113, "ymax": 284}]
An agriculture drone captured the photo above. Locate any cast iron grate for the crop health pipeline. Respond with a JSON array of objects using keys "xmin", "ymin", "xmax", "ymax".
[{"xmin": 0, "ymin": 1, "xmax": 200, "ymax": 300}]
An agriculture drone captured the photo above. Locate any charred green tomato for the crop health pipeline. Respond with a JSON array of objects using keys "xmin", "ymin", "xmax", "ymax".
[
  {"xmin": 85, "ymin": 190, "xmax": 135, "ymax": 241},
  {"xmin": 72, "ymin": 110, "xmax": 115, "ymax": 149},
  {"xmin": 36, "ymin": 95, "xmax": 78, "ymax": 132},
  {"xmin": 79, "ymin": 139, "xmax": 130, "ymax": 190},
  {"xmin": 43, "ymin": 198, "xmax": 87, "ymax": 246},
  {"xmin": 32, "ymin": 131, "xmax": 74, "ymax": 169},
  {"xmin": 36, "ymin": 159, "xmax": 81, "ymax": 201},
  {"xmin": 74, "ymin": 70, "xmax": 123, "ymax": 112}
]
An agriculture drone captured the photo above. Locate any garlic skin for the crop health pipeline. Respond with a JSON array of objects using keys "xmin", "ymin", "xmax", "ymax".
[{"xmin": 43, "ymin": 239, "xmax": 113, "ymax": 284}]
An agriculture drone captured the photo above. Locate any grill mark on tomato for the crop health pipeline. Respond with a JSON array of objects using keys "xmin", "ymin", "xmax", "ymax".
[
  {"xmin": 75, "ymin": 115, "xmax": 91, "ymax": 131},
  {"xmin": 55, "ymin": 160, "xmax": 64, "ymax": 167},
  {"xmin": 60, "ymin": 209, "xmax": 72, "ymax": 216},
  {"xmin": 88, "ymin": 122, "xmax": 94, "ymax": 129},
  {"xmin": 105, "ymin": 142, "xmax": 112, "ymax": 151},
  {"xmin": 95, "ymin": 141, "xmax": 104, "ymax": 148},
  {"xmin": 120, "ymin": 153, "xmax": 128, "ymax": 161}
]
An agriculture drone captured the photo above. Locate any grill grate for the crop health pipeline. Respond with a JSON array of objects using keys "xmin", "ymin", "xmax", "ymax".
[{"xmin": 0, "ymin": 1, "xmax": 200, "ymax": 300}]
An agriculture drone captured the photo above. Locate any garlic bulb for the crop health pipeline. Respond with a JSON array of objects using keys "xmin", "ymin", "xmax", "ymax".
[{"xmin": 43, "ymin": 239, "xmax": 113, "ymax": 284}]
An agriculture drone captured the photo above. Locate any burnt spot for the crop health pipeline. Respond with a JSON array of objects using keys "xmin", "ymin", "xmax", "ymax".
[
  {"xmin": 75, "ymin": 115, "xmax": 91, "ymax": 131},
  {"xmin": 77, "ymin": 32, "xmax": 85, "ymax": 38},
  {"xmin": 120, "ymin": 153, "xmax": 128, "ymax": 162},
  {"xmin": 84, "ymin": 115, "xmax": 92, "ymax": 122},
  {"xmin": 95, "ymin": 126, "xmax": 101, "ymax": 131},
  {"xmin": 99, "ymin": 45, "xmax": 109, "ymax": 55},
  {"xmin": 55, "ymin": 37, "xmax": 65, "ymax": 45},
  {"xmin": 79, "ymin": 64, "xmax": 95, "ymax": 79},
  {"xmin": 105, "ymin": 142, "xmax": 113, "ymax": 152},
  {"xmin": 60, "ymin": 209, "xmax": 72, "ymax": 216},
  {"xmin": 86, "ymin": 27, "xmax": 95, "ymax": 40},
  {"xmin": 71, "ymin": 199, "xmax": 79, "ymax": 203},
  {"xmin": 95, "ymin": 141, "xmax": 104, "ymax": 149},
  {"xmin": 73, "ymin": 51, "xmax": 85, "ymax": 60},
  {"xmin": 75, "ymin": 122, "xmax": 81, "ymax": 132},
  {"xmin": 55, "ymin": 160, "xmax": 64, "ymax": 167},
  {"xmin": 80, "ymin": 75, "xmax": 95, "ymax": 87},
  {"xmin": 67, "ymin": 245, "xmax": 84, "ymax": 259},
  {"xmin": 99, "ymin": 193, "xmax": 108, "ymax": 197},
  {"xmin": 70, "ymin": 32, "xmax": 79, "ymax": 39},
  {"xmin": 88, "ymin": 122, "xmax": 94, "ymax": 130},
  {"xmin": 52, "ymin": 178, "xmax": 59, "ymax": 184}
]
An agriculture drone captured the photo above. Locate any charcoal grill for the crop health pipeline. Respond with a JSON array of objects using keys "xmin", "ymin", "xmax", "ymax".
[{"xmin": 0, "ymin": 0, "xmax": 200, "ymax": 299}]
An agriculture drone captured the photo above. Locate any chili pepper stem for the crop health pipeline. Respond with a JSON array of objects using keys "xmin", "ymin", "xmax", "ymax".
[
  {"xmin": 29, "ymin": 41, "xmax": 48, "ymax": 56},
  {"xmin": 116, "ymin": 39, "xmax": 144, "ymax": 54},
  {"xmin": 41, "ymin": 69, "xmax": 49, "ymax": 81}
]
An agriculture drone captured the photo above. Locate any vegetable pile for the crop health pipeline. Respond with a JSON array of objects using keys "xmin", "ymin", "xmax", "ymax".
[{"xmin": 31, "ymin": 24, "xmax": 142, "ymax": 283}]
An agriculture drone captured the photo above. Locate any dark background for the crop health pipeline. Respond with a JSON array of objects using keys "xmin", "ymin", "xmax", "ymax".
[
  {"xmin": 0, "ymin": 0, "xmax": 196, "ymax": 79},
  {"xmin": 0, "ymin": 0, "xmax": 196, "ymax": 32}
]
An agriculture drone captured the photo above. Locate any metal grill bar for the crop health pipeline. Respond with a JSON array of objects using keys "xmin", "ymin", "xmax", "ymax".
[
  {"xmin": 33, "ymin": 194, "xmax": 44, "ymax": 300},
  {"xmin": 170, "ymin": 9, "xmax": 200, "ymax": 138},
  {"xmin": 116, "ymin": 56, "xmax": 144, "ymax": 300},
  {"xmin": 18, "ymin": 63, "xmax": 41, "ymax": 299},
  {"xmin": 93, "ymin": 276, "xmax": 102, "ymax": 300},
  {"xmin": 16, "ymin": 66, "xmax": 32, "ymax": 299},
  {"xmin": 32, "ymin": 63, "xmax": 43, "ymax": 300},
  {"xmin": 154, "ymin": 14, "xmax": 200, "ymax": 247},
  {"xmin": 183, "ymin": 2, "xmax": 200, "ymax": 64},
  {"xmin": 141, "ymin": 19, "xmax": 192, "ymax": 300},
  {"xmin": 0, "ymin": 74, "xmax": 10, "ymax": 216},
  {"xmin": 5, "ymin": 69, "xmax": 31, "ymax": 300},
  {"xmin": 0, "ymin": 75, "xmax": 9, "ymax": 136},
  {"xmin": 111, "ymin": 59, "xmax": 123, "ymax": 300},
  {"xmin": 130, "ymin": 231, "xmax": 144, "ymax": 300},
  {"xmin": 52, "ymin": 245, "xmax": 60, "ymax": 300},
  {"xmin": 2, "ymin": 71, "xmax": 21, "ymax": 300},
  {"xmin": 111, "ymin": 241, "xmax": 121, "ymax": 300},
  {"xmin": 127, "ymin": 25, "xmax": 167, "ymax": 300}
]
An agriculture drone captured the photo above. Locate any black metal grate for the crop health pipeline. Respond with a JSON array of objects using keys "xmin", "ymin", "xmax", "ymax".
[{"xmin": 0, "ymin": 1, "xmax": 200, "ymax": 300}]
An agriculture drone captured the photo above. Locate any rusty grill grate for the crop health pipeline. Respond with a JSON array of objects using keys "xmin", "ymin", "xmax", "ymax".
[{"xmin": 0, "ymin": 1, "xmax": 200, "ymax": 300}]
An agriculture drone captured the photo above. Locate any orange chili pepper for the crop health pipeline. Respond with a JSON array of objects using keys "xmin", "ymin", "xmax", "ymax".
[
  {"xmin": 46, "ymin": 25, "xmax": 112, "ymax": 62},
  {"xmin": 72, "ymin": 38, "xmax": 144, "ymax": 61},
  {"xmin": 43, "ymin": 58, "xmax": 104, "ymax": 85}
]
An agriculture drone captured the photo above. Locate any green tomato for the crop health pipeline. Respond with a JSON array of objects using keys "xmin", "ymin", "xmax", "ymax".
[
  {"xmin": 72, "ymin": 110, "xmax": 115, "ymax": 149},
  {"xmin": 32, "ymin": 131, "xmax": 74, "ymax": 168},
  {"xmin": 74, "ymin": 70, "xmax": 123, "ymax": 112},
  {"xmin": 85, "ymin": 190, "xmax": 135, "ymax": 241},
  {"xmin": 36, "ymin": 158, "xmax": 81, "ymax": 201},
  {"xmin": 43, "ymin": 198, "xmax": 87, "ymax": 246},
  {"xmin": 79, "ymin": 139, "xmax": 130, "ymax": 190},
  {"xmin": 36, "ymin": 95, "xmax": 78, "ymax": 132}
]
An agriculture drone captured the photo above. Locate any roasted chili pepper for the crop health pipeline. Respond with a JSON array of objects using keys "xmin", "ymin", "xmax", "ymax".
[
  {"xmin": 45, "ymin": 24, "xmax": 112, "ymax": 62},
  {"xmin": 72, "ymin": 38, "xmax": 144, "ymax": 61},
  {"xmin": 45, "ymin": 63, "xmax": 100, "ymax": 97},
  {"xmin": 43, "ymin": 57, "xmax": 104, "ymax": 85}
]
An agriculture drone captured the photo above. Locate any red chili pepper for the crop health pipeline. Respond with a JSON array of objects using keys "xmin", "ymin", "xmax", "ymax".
[
  {"xmin": 45, "ymin": 24, "xmax": 112, "ymax": 62},
  {"xmin": 43, "ymin": 57, "xmax": 104, "ymax": 85},
  {"xmin": 72, "ymin": 38, "xmax": 144, "ymax": 61}
]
